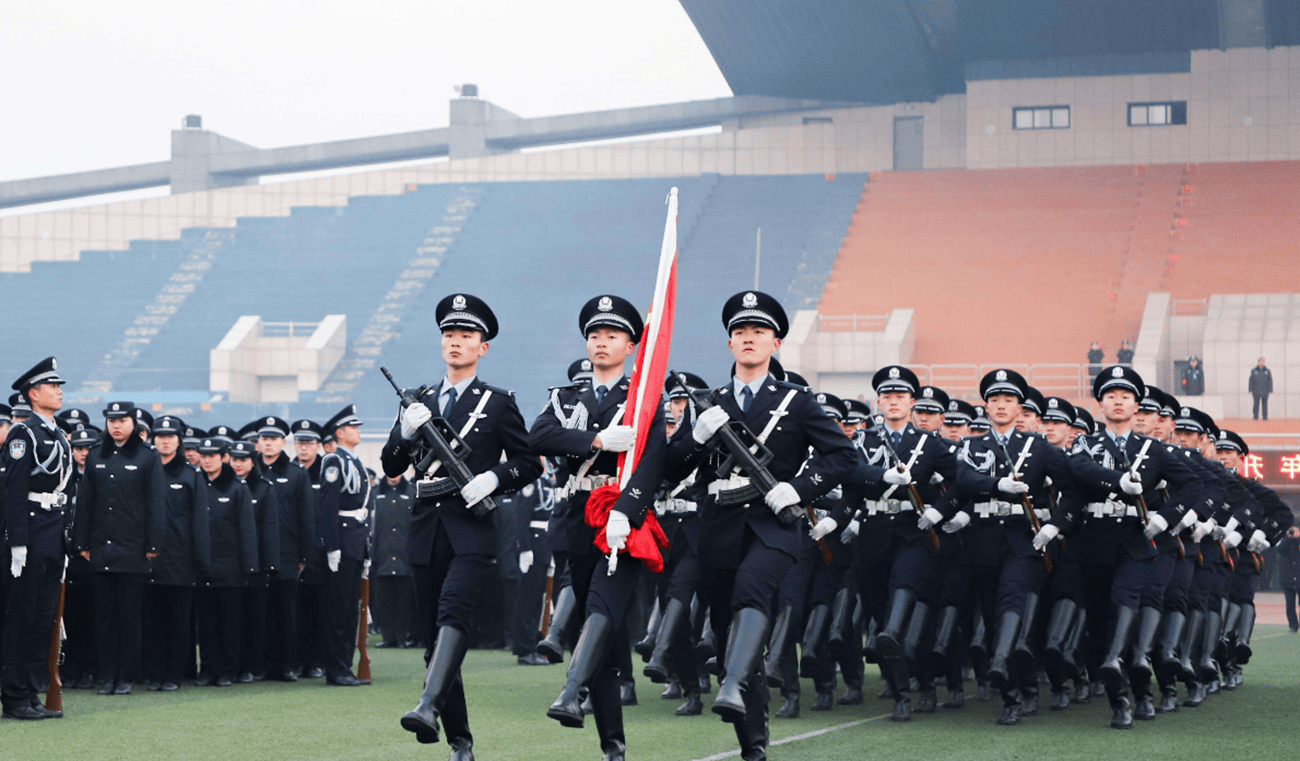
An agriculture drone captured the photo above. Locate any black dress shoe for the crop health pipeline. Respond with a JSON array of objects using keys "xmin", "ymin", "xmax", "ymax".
[
  {"xmin": 276, "ymin": 671, "xmax": 299, "ymax": 683},
  {"xmin": 214, "ymin": 679, "xmax": 233, "ymax": 688},
  {"xmin": 32, "ymin": 702, "xmax": 62, "ymax": 718},
  {"xmin": 837, "ymin": 686, "xmax": 863, "ymax": 705},
  {"xmin": 327, "ymin": 674, "xmax": 370, "ymax": 686},
  {"xmin": 1133, "ymin": 695, "xmax": 1156, "ymax": 720},
  {"xmin": 1111, "ymin": 698, "xmax": 1133, "ymax": 729},
  {"xmin": 516, "ymin": 652, "xmax": 550, "ymax": 666},
  {"xmin": 996, "ymin": 703, "xmax": 1020, "ymax": 726},
  {"xmin": 942, "ymin": 690, "xmax": 965, "ymax": 709},
  {"xmin": 915, "ymin": 689, "xmax": 937, "ymax": 713},
  {"xmin": 114, "ymin": 682, "xmax": 133, "ymax": 695},
  {"xmin": 1156, "ymin": 688, "xmax": 1179, "ymax": 713},
  {"xmin": 1073, "ymin": 683, "xmax": 1092, "ymax": 705},
  {"xmin": 1049, "ymin": 689, "xmax": 1071, "ymax": 711},
  {"xmin": 97, "ymin": 681, "xmax": 115, "ymax": 695},
  {"xmin": 1183, "ymin": 683, "xmax": 1206, "ymax": 707},
  {"xmin": 775, "ymin": 695, "xmax": 799, "ymax": 718},
  {"xmin": 146, "ymin": 682, "xmax": 162, "ymax": 691},
  {"xmin": 661, "ymin": 679, "xmax": 682, "ymax": 699},
  {"xmin": 3, "ymin": 705, "xmax": 46, "ymax": 720},
  {"xmin": 403, "ymin": 640, "xmax": 419, "ymax": 649},
  {"xmin": 620, "ymin": 681, "xmax": 637, "ymax": 706},
  {"xmin": 676, "ymin": 694, "xmax": 704, "ymax": 716},
  {"xmin": 75, "ymin": 674, "xmax": 96, "ymax": 690},
  {"xmin": 811, "ymin": 691, "xmax": 834, "ymax": 711},
  {"xmin": 374, "ymin": 641, "xmax": 395, "ymax": 649},
  {"xmin": 161, "ymin": 682, "xmax": 179, "ymax": 692},
  {"xmin": 238, "ymin": 673, "xmax": 255, "ymax": 684},
  {"xmin": 890, "ymin": 698, "xmax": 912, "ymax": 722},
  {"xmin": 304, "ymin": 667, "xmax": 325, "ymax": 679},
  {"xmin": 1020, "ymin": 694, "xmax": 1038, "ymax": 716}
]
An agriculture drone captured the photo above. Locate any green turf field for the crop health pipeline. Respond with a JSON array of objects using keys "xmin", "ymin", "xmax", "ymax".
[{"xmin": 11, "ymin": 625, "xmax": 1296, "ymax": 760}]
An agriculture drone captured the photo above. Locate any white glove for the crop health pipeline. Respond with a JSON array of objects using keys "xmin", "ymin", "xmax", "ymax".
[
  {"xmin": 460, "ymin": 471, "xmax": 499, "ymax": 507},
  {"xmin": 400, "ymin": 402, "xmax": 432, "ymax": 440},
  {"xmin": 764, "ymin": 482, "xmax": 801, "ymax": 514},
  {"xmin": 1247, "ymin": 529, "xmax": 1269, "ymax": 554},
  {"xmin": 598, "ymin": 425, "xmax": 636, "ymax": 453},
  {"xmin": 841, "ymin": 519, "xmax": 860, "ymax": 544},
  {"xmin": 1143, "ymin": 513, "xmax": 1169, "ymax": 540},
  {"xmin": 997, "ymin": 477, "xmax": 1029, "ymax": 495},
  {"xmin": 930, "ymin": 472, "xmax": 945, "ymax": 485},
  {"xmin": 519, "ymin": 550, "xmax": 534, "ymax": 574},
  {"xmin": 1223, "ymin": 530, "xmax": 1243, "ymax": 549},
  {"xmin": 942, "ymin": 511, "xmax": 971, "ymax": 533},
  {"xmin": 1177, "ymin": 509, "xmax": 1198, "ymax": 532},
  {"xmin": 1222, "ymin": 517, "xmax": 1239, "ymax": 536},
  {"xmin": 326, "ymin": 550, "xmax": 341, "ymax": 573},
  {"xmin": 1119, "ymin": 472, "xmax": 1144, "ymax": 495},
  {"xmin": 1032, "ymin": 524, "xmax": 1060, "ymax": 551},
  {"xmin": 692, "ymin": 406, "xmax": 730, "ymax": 445},
  {"xmin": 826, "ymin": 485, "xmax": 843, "ymax": 501},
  {"xmin": 10, "ymin": 546, "xmax": 26, "ymax": 578},
  {"xmin": 362, "ymin": 559, "xmax": 371, "ymax": 580},
  {"xmin": 605, "ymin": 511, "xmax": 631, "ymax": 551},
  {"xmin": 917, "ymin": 507, "xmax": 945, "ymax": 531},
  {"xmin": 1156, "ymin": 479, "xmax": 1167, "ymax": 491},
  {"xmin": 1035, "ymin": 508, "xmax": 1052, "ymax": 522},
  {"xmin": 883, "ymin": 467, "xmax": 912, "ymax": 486},
  {"xmin": 1192, "ymin": 520, "xmax": 1214, "ymax": 543},
  {"xmin": 809, "ymin": 516, "xmax": 837, "ymax": 541}
]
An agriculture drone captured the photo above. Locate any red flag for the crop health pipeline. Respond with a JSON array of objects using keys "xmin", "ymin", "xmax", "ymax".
[{"xmin": 586, "ymin": 187, "xmax": 679, "ymax": 573}]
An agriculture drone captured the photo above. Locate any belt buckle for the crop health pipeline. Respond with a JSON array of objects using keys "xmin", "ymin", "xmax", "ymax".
[
  {"xmin": 995, "ymin": 502, "xmax": 1012, "ymax": 518},
  {"xmin": 883, "ymin": 499, "xmax": 902, "ymax": 515}
]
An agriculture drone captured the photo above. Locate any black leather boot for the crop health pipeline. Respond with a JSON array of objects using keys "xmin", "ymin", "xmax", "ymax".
[
  {"xmin": 996, "ymin": 699, "xmax": 1021, "ymax": 726},
  {"xmin": 1178, "ymin": 609, "xmax": 1205, "ymax": 683},
  {"xmin": 1128, "ymin": 606, "xmax": 1163, "ymax": 681},
  {"xmin": 644, "ymin": 598, "xmax": 688, "ymax": 683},
  {"xmin": 969, "ymin": 614, "xmax": 989, "ymax": 665},
  {"xmin": 661, "ymin": 679, "xmax": 682, "ymax": 699},
  {"xmin": 943, "ymin": 687, "xmax": 965, "ymax": 709},
  {"xmin": 875, "ymin": 588, "xmax": 916, "ymax": 665},
  {"xmin": 547, "ymin": 613, "xmax": 615, "ymax": 728},
  {"xmin": 635, "ymin": 599, "xmax": 662, "ymax": 662},
  {"xmin": 884, "ymin": 641, "xmax": 913, "ymax": 722},
  {"xmin": 930, "ymin": 605, "xmax": 960, "ymax": 670},
  {"xmin": 400, "ymin": 626, "xmax": 470, "ymax": 743},
  {"xmin": 811, "ymin": 688, "xmax": 834, "ymax": 711},
  {"xmin": 902, "ymin": 601, "xmax": 931, "ymax": 668},
  {"xmin": 1049, "ymin": 688, "xmax": 1070, "ymax": 711},
  {"xmin": 1011, "ymin": 593, "xmax": 1040, "ymax": 680},
  {"xmin": 1156, "ymin": 610, "xmax": 1186, "ymax": 682},
  {"xmin": 762, "ymin": 605, "xmax": 795, "ymax": 689},
  {"xmin": 862, "ymin": 618, "xmax": 880, "ymax": 663},
  {"xmin": 676, "ymin": 688, "xmax": 704, "ymax": 716},
  {"xmin": 1099, "ymin": 606, "xmax": 1138, "ymax": 688},
  {"xmin": 1234, "ymin": 603, "xmax": 1256, "ymax": 664},
  {"xmin": 1041, "ymin": 598, "xmax": 1076, "ymax": 676},
  {"xmin": 620, "ymin": 680, "xmax": 637, "ymax": 706},
  {"xmin": 1182, "ymin": 680, "xmax": 1205, "ymax": 707},
  {"xmin": 1197, "ymin": 609, "xmax": 1222, "ymax": 683},
  {"xmin": 712, "ymin": 608, "xmax": 769, "ymax": 723},
  {"xmin": 826, "ymin": 587, "xmax": 853, "ymax": 662},
  {"xmin": 696, "ymin": 613, "xmax": 718, "ymax": 662},
  {"xmin": 776, "ymin": 693, "xmax": 799, "ymax": 718},
  {"xmin": 1156, "ymin": 685, "xmax": 1179, "ymax": 713},
  {"xmin": 1110, "ymin": 695, "xmax": 1133, "ymax": 729},
  {"xmin": 448, "ymin": 736, "xmax": 475, "ymax": 761},
  {"xmin": 537, "ymin": 586, "xmax": 577, "ymax": 662},
  {"xmin": 1062, "ymin": 607, "xmax": 1087, "ymax": 681},
  {"xmin": 986, "ymin": 610, "xmax": 1021, "ymax": 692},
  {"xmin": 798, "ymin": 605, "xmax": 830, "ymax": 678}
]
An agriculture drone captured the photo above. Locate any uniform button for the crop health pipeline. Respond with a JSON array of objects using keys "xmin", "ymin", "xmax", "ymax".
[{"xmin": 107, "ymin": 540, "xmax": 112, "ymax": 544}]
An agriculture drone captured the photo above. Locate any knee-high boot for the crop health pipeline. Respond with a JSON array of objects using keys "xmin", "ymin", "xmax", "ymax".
[
  {"xmin": 538, "ymin": 586, "xmax": 577, "ymax": 662},
  {"xmin": 590, "ymin": 666, "xmax": 626, "ymax": 761},
  {"xmin": 634, "ymin": 599, "xmax": 662, "ymax": 662},
  {"xmin": 1155, "ymin": 610, "xmax": 1185, "ymax": 681},
  {"xmin": 798, "ymin": 605, "xmax": 830, "ymax": 678},
  {"xmin": 1042, "ymin": 598, "xmax": 1076, "ymax": 687},
  {"xmin": 1178, "ymin": 609, "xmax": 1205, "ymax": 684},
  {"xmin": 875, "ymin": 588, "xmax": 916, "ymax": 662},
  {"xmin": 1099, "ymin": 606, "xmax": 1138, "ymax": 687},
  {"xmin": 987, "ymin": 610, "xmax": 1021, "ymax": 691},
  {"xmin": 930, "ymin": 605, "xmax": 960, "ymax": 670},
  {"xmin": 827, "ymin": 587, "xmax": 853, "ymax": 662},
  {"xmin": 1196, "ymin": 607, "xmax": 1221, "ymax": 683},
  {"xmin": 1128, "ymin": 606, "xmax": 1163, "ymax": 681},
  {"xmin": 1011, "ymin": 592, "xmax": 1041, "ymax": 678},
  {"xmin": 762, "ymin": 605, "xmax": 796, "ymax": 689},
  {"xmin": 712, "ymin": 608, "xmax": 770, "ymax": 723},
  {"xmin": 644, "ymin": 598, "xmax": 688, "ymax": 684},
  {"xmin": 1234, "ymin": 604, "xmax": 1256, "ymax": 664},
  {"xmin": 400, "ymin": 626, "xmax": 470, "ymax": 743},
  {"xmin": 547, "ymin": 613, "xmax": 615, "ymax": 728}
]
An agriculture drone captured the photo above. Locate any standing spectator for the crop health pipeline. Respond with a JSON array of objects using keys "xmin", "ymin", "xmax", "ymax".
[
  {"xmin": 1116, "ymin": 340, "xmax": 1134, "ymax": 365},
  {"xmin": 1087, "ymin": 342, "xmax": 1104, "ymax": 379},
  {"xmin": 371, "ymin": 474, "xmax": 416, "ymax": 649},
  {"xmin": 74, "ymin": 401, "xmax": 166, "ymax": 696},
  {"xmin": 1249, "ymin": 357, "xmax": 1273, "ymax": 421},
  {"xmin": 1181, "ymin": 355, "xmax": 1204, "ymax": 396},
  {"xmin": 1280, "ymin": 526, "xmax": 1300, "ymax": 634}
]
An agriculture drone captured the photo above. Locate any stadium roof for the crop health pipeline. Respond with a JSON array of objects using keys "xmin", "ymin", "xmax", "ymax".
[{"xmin": 680, "ymin": 0, "xmax": 1300, "ymax": 104}]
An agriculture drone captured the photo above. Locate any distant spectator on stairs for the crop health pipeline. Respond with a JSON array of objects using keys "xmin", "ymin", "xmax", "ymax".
[
  {"xmin": 1087, "ymin": 342, "xmax": 1104, "ymax": 380},
  {"xmin": 1116, "ymin": 340, "xmax": 1134, "ymax": 366},
  {"xmin": 1181, "ymin": 356, "xmax": 1204, "ymax": 396},
  {"xmin": 1249, "ymin": 357, "xmax": 1273, "ymax": 421}
]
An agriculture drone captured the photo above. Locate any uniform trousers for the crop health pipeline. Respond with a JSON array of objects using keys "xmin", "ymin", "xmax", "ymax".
[
  {"xmin": 267, "ymin": 575, "xmax": 300, "ymax": 675},
  {"xmin": 321, "ymin": 558, "xmax": 363, "ymax": 680},
  {"xmin": 375, "ymin": 575, "xmax": 416, "ymax": 647},
  {"xmin": 1, "ymin": 554, "xmax": 61, "ymax": 709},
  {"xmin": 1140, "ymin": 551, "xmax": 1178, "ymax": 611},
  {"xmin": 93, "ymin": 572, "xmax": 148, "ymax": 684},
  {"xmin": 242, "ymin": 572, "xmax": 270, "ymax": 676},
  {"xmin": 61, "ymin": 577, "xmax": 97, "ymax": 684},
  {"xmin": 142, "ymin": 584, "xmax": 193, "ymax": 685},
  {"xmin": 1161, "ymin": 555, "xmax": 1196, "ymax": 615},
  {"xmin": 198, "ymin": 586, "xmax": 243, "ymax": 680}
]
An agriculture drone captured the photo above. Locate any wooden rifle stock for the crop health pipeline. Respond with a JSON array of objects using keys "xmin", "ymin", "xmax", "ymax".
[
  {"xmin": 45, "ymin": 581, "xmax": 65, "ymax": 713},
  {"xmin": 540, "ymin": 561, "xmax": 555, "ymax": 637},
  {"xmin": 804, "ymin": 505, "xmax": 833, "ymax": 564},
  {"xmin": 356, "ymin": 578, "xmax": 371, "ymax": 682}
]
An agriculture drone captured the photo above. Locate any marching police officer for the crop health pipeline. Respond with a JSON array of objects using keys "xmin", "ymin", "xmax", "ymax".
[
  {"xmin": 2, "ymin": 358, "xmax": 72, "ymax": 719},
  {"xmin": 388, "ymin": 294, "xmax": 540, "ymax": 756},
  {"xmin": 318, "ymin": 405, "xmax": 372, "ymax": 687}
]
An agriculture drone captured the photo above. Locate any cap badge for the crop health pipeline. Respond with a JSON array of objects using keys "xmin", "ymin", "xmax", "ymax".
[
  {"xmin": 817, "ymin": 394, "xmax": 826, "ymax": 403},
  {"xmin": 948, "ymin": 401, "xmax": 957, "ymax": 410},
  {"xmin": 995, "ymin": 370, "xmax": 1007, "ymax": 382},
  {"xmin": 889, "ymin": 367, "xmax": 900, "ymax": 379},
  {"xmin": 453, "ymin": 294, "xmax": 467, "ymax": 310},
  {"xmin": 1181, "ymin": 408, "xmax": 1190, "ymax": 417},
  {"xmin": 1112, "ymin": 367, "xmax": 1124, "ymax": 378},
  {"xmin": 598, "ymin": 296, "xmax": 613, "ymax": 312},
  {"xmin": 51, "ymin": 359, "xmax": 57, "ymax": 370},
  {"xmin": 266, "ymin": 417, "xmax": 275, "ymax": 425},
  {"xmin": 742, "ymin": 292, "xmax": 758, "ymax": 308},
  {"xmin": 112, "ymin": 403, "xmax": 119, "ymax": 411},
  {"xmin": 581, "ymin": 360, "xmax": 592, "ymax": 370},
  {"xmin": 1048, "ymin": 399, "xmax": 1058, "ymax": 408},
  {"xmin": 923, "ymin": 387, "xmax": 933, "ymax": 397}
]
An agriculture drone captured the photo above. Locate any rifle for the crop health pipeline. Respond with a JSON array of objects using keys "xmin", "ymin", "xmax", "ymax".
[
  {"xmin": 671, "ymin": 371, "xmax": 831, "ymax": 564},
  {"xmin": 539, "ymin": 557, "xmax": 555, "ymax": 637},
  {"xmin": 45, "ymin": 576, "xmax": 65, "ymax": 713},
  {"xmin": 996, "ymin": 440, "xmax": 1052, "ymax": 573},
  {"xmin": 381, "ymin": 366, "xmax": 497, "ymax": 520},
  {"xmin": 356, "ymin": 576, "xmax": 371, "ymax": 682},
  {"xmin": 1120, "ymin": 440, "xmax": 1159, "ymax": 551},
  {"xmin": 876, "ymin": 424, "xmax": 940, "ymax": 552}
]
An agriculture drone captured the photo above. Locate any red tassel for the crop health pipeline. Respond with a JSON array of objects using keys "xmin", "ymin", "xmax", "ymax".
[{"xmin": 585, "ymin": 483, "xmax": 668, "ymax": 573}]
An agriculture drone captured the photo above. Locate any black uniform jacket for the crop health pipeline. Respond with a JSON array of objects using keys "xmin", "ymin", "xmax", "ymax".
[
  {"xmin": 530, "ymin": 376, "xmax": 664, "ymax": 556},
  {"xmin": 371, "ymin": 476, "xmax": 414, "ymax": 577},
  {"xmin": 3, "ymin": 415, "xmax": 73, "ymax": 559},
  {"xmin": 202, "ymin": 463, "xmax": 258, "ymax": 587},
  {"xmin": 245, "ymin": 467, "xmax": 281, "ymax": 576},
  {"xmin": 262, "ymin": 452, "xmax": 316, "ymax": 574},
  {"xmin": 666, "ymin": 378, "xmax": 858, "ymax": 569},
  {"xmin": 851, "ymin": 423, "xmax": 953, "ymax": 555},
  {"xmin": 150, "ymin": 454, "xmax": 212, "ymax": 586},
  {"xmin": 384, "ymin": 377, "xmax": 541, "ymax": 563},
  {"xmin": 956, "ymin": 428, "xmax": 1075, "ymax": 567},
  {"xmin": 74, "ymin": 432, "xmax": 166, "ymax": 574}
]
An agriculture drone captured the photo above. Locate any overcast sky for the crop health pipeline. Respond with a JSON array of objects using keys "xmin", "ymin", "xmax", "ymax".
[{"xmin": 0, "ymin": 0, "xmax": 731, "ymax": 183}]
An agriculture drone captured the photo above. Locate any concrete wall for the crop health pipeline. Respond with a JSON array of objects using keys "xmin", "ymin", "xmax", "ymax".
[
  {"xmin": 1202, "ymin": 294, "xmax": 1300, "ymax": 418},
  {"xmin": 781, "ymin": 308, "xmax": 915, "ymax": 394},
  {"xmin": 211, "ymin": 315, "xmax": 346, "ymax": 403}
]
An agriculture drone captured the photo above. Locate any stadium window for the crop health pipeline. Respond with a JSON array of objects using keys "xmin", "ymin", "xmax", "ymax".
[
  {"xmin": 1012, "ymin": 105, "xmax": 1069, "ymax": 130},
  {"xmin": 802, "ymin": 116, "xmax": 833, "ymax": 125},
  {"xmin": 1128, "ymin": 101, "xmax": 1187, "ymax": 126}
]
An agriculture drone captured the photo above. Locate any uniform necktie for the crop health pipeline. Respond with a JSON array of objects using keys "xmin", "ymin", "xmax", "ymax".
[
  {"xmin": 890, "ymin": 431, "xmax": 902, "ymax": 450},
  {"xmin": 740, "ymin": 385, "xmax": 754, "ymax": 412},
  {"xmin": 442, "ymin": 387, "xmax": 458, "ymax": 419},
  {"xmin": 1116, "ymin": 435, "xmax": 1127, "ymax": 452},
  {"xmin": 595, "ymin": 385, "xmax": 607, "ymax": 406}
]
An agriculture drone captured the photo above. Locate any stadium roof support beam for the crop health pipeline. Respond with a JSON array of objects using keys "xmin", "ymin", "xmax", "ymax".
[{"xmin": 0, "ymin": 162, "xmax": 172, "ymax": 209}]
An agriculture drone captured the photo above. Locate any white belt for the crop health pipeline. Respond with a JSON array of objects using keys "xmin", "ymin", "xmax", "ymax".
[
  {"xmin": 973, "ymin": 501, "xmax": 1024, "ymax": 518},
  {"xmin": 529, "ymin": 520, "xmax": 549, "ymax": 530},
  {"xmin": 561, "ymin": 475, "xmax": 617, "ymax": 499},
  {"xmin": 864, "ymin": 499, "xmax": 915, "ymax": 516},
  {"xmin": 707, "ymin": 475, "xmax": 751, "ymax": 496},
  {"xmin": 1085, "ymin": 502, "xmax": 1138, "ymax": 519},
  {"xmin": 657, "ymin": 499, "xmax": 697, "ymax": 515},
  {"xmin": 339, "ymin": 508, "xmax": 369, "ymax": 521},
  {"xmin": 28, "ymin": 491, "xmax": 68, "ymax": 510}
]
